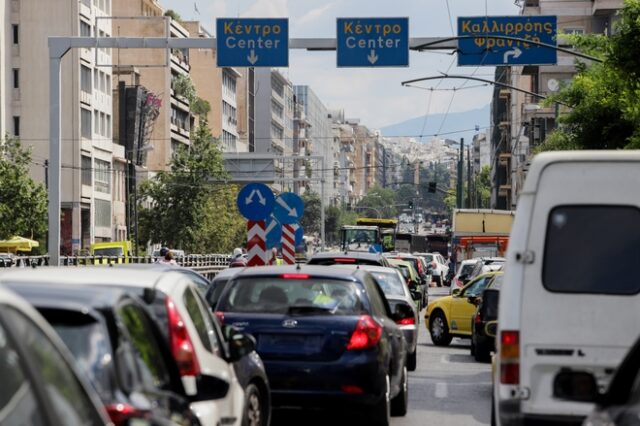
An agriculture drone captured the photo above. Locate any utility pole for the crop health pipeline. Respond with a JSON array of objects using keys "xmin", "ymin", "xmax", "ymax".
[
  {"xmin": 456, "ymin": 138, "xmax": 464, "ymax": 208},
  {"xmin": 467, "ymin": 146, "xmax": 471, "ymax": 209}
]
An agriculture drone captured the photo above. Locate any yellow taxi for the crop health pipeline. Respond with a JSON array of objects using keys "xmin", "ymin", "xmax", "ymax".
[{"xmin": 425, "ymin": 271, "xmax": 501, "ymax": 346}]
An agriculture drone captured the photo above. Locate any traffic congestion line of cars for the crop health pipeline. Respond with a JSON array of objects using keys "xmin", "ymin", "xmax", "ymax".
[{"xmin": 0, "ymin": 249, "xmax": 449, "ymax": 426}]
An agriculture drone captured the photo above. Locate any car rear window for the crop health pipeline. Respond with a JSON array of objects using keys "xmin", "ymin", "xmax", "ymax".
[
  {"xmin": 218, "ymin": 277, "xmax": 366, "ymax": 315},
  {"xmin": 369, "ymin": 271, "xmax": 406, "ymax": 297},
  {"xmin": 543, "ymin": 205, "xmax": 640, "ymax": 295},
  {"xmin": 41, "ymin": 309, "xmax": 113, "ymax": 400},
  {"xmin": 459, "ymin": 263, "xmax": 477, "ymax": 276}
]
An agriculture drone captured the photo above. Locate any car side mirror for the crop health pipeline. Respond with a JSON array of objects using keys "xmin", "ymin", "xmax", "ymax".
[
  {"xmin": 484, "ymin": 321, "xmax": 498, "ymax": 338},
  {"xmin": 410, "ymin": 290, "xmax": 421, "ymax": 302},
  {"xmin": 227, "ymin": 332, "xmax": 256, "ymax": 362},
  {"xmin": 553, "ymin": 370, "xmax": 600, "ymax": 403},
  {"xmin": 467, "ymin": 296, "xmax": 481, "ymax": 306},
  {"xmin": 451, "ymin": 288, "xmax": 461, "ymax": 296},
  {"xmin": 392, "ymin": 303, "xmax": 414, "ymax": 321}
]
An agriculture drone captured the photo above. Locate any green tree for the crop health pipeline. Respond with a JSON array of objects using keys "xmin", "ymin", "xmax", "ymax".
[
  {"xmin": 300, "ymin": 191, "xmax": 321, "ymax": 235},
  {"xmin": 164, "ymin": 10, "xmax": 183, "ymax": 24},
  {"xmin": 138, "ymin": 120, "xmax": 244, "ymax": 253},
  {"xmin": 0, "ymin": 137, "xmax": 48, "ymax": 242},
  {"xmin": 540, "ymin": 0, "xmax": 640, "ymax": 150},
  {"xmin": 473, "ymin": 165, "xmax": 492, "ymax": 208},
  {"xmin": 324, "ymin": 205, "xmax": 358, "ymax": 245},
  {"xmin": 356, "ymin": 185, "xmax": 397, "ymax": 218}
]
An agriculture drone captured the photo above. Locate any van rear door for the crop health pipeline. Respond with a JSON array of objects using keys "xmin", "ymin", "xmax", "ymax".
[{"xmin": 521, "ymin": 160, "xmax": 640, "ymax": 418}]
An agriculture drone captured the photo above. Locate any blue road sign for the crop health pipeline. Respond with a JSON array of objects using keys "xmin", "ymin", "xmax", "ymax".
[
  {"xmin": 217, "ymin": 18, "xmax": 289, "ymax": 67},
  {"xmin": 266, "ymin": 216, "xmax": 282, "ymax": 249},
  {"xmin": 457, "ymin": 16, "xmax": 557, "ymax": 66},
  {"xmin": 294, "ymin": 225, "xmax": 304, "ymax": 247},
  {"xmin": 337, "ymin": 18, "xmax": 409, "ymax": 67},
  {"xmin": 273, "ymin": 192, "xmax": 304, "ymax": 225},
  {"xmin": 236, "ymin": 183, "xmax": 275, "ymax": 221}
]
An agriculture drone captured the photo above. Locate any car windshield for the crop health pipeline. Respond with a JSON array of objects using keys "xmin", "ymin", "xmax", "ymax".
[
  {"xmin": 93, "ymin": 247, "xmax": 123, "ymax": 257},
  {"xmin": 41, "ymin": 309, "xmax": 113, "ymax": 400},
  {"xmin": 459, "ymin": 263, "xmax": 477, "ymax": 276},
  {"xmin": 344, "ymin": 229, "xmax": 377, "ymax": 251},
  {"xmin": 370, "ymin": 271, "xmax": 406, "ymax": 297},
  {"xmin": 206, "ymin": 279, "xmax": 230, "ymax": 309},
  {"xmin": 219, "ymin": 277, "xmax": 366, "ymax": 315}
]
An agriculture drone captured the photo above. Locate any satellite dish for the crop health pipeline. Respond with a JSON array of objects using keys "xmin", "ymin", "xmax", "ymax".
[{"xmin": 547, "ymin": 78, "xmax": 560, "ymax": 92}]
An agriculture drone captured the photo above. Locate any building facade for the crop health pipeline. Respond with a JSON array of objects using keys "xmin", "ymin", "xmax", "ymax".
[{"xmin": 2, "ymin": 0, "xmax": 118, "ymax": 254}]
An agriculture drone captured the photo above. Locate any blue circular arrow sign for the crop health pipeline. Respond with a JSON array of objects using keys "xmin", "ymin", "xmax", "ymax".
[
  {"xmin": 236, "ymin": 183, "xmax": 275, "ymax": 220},
  {"xmin": 272, "ymin": 192, "xmax": 304, "ymax": 225},
  {"xmin": 294, "ymin": 224, "xmax": 304, "ymax": 246},
  {"xmin": 265, "ymin": 216, "xmax": 282, "ymax": 249}
]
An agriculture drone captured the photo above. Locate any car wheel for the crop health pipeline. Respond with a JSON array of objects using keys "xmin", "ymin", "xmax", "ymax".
[
  {"xmin": 391, "ymin": 367, "xmax": 408, "ymax": 416},
  {"xmin": 368, "ymin": 374, "xmax": 391, "ymax": 426},
  {"xmin": 429, "ymin": 311, "xmax": 453, "ymax": 346},
  {"xmin": 406, "ymin": 349, "xmax": 417, "ymax": 371},
  {"xmin": 242, "ymin": 383, "xmax": 264, "ymax": 426}
]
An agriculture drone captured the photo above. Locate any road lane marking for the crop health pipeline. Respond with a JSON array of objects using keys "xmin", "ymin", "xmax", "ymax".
[
  {"xmin": 435, "ymin": 382, "xmax": 448, "ymax": 398},
  {"xmin": 440, "ymin": 354, "xmax": 450, "ymax": 363}
]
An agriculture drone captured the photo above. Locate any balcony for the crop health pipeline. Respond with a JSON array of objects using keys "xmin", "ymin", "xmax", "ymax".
[
  {"xmin": 499, "ymin": 152, "xmax": 512, "ymax": 167},
  {"xmin": 498, "ymin": 184, "xmax": 512, "ymax": 197},
  {"xmin": 592, "ymin": 0, "xmax": 623, "ymax": 15}
]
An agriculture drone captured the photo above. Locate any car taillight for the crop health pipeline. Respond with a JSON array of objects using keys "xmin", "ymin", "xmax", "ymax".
[
  {"xmin": 165, "ymin": 297, "xmax": 201, "ymax": 376},
  {"xmin": 214, "ymin": 311, "xmax": 225, "ymax": 324},
  {"xmin": 474, "ymin": 312, "xmax": 482, "ymax": 325},
  {"xmin": 334, "ymin": 258, "xmax": 356, "ymax": 263},
  {"xmin": 281, "ymin": 273, "xmax": 310, "ymax": 279},
  {"xmin": 105, "ymin": 404, "xmax": 150, "ymax": 426},
  {"xmin": 396, "ymin": 317, "xmax": 416, "ymax": 326},
  {"xmin": 347, "ymin": 315, "xmax": 382, "ymax": 350},
  {"xmin": 500, "ymin": 330, "xmax": 520, "ymax": 385}
]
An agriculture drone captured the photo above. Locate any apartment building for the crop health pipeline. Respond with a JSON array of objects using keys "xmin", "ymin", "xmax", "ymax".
[
  {"xmin": 254, "ymin": 68, "xmax": 294, "ymax": 156},
  {"xmin": 2, "ymin": 0, "xmax": 119, "ymax": 254},
  {"xmin": 498, "ymin": 0, "xmax": 623, "ymax": 207},
  {"xmin": 293, "ymin": 85, "xmax": 335, "ymax": 205},
  {"xmin": 112, "ymin": 0, "xmax": 193, "ymax": 173},
  {"xmin": 184, "ymin": 21, "xmax": 245, "ymax": 153}
]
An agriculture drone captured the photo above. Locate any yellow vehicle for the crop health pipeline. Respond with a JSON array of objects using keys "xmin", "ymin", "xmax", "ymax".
[
  {"xmin": 425, "ymin": 271, "xmax": 501, "ymax": 346},
  {"xmin": 89, "ymin": 241, "xmax": 132, "ymax": 264}
]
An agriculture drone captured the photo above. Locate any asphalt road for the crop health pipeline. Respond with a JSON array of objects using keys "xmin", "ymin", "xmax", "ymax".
[{"xmin": 272, "ymin": 286, "xmax": 493, "ymax": 426}]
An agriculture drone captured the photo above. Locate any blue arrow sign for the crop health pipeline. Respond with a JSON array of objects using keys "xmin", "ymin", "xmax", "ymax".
[
  {"xmin": 266, "ymin": 216, "xmax": 282, "ymax": 249},
  {"xmin": 272, "ymin": 192, "xmax": 304, "ymax": 225},
  {"xmin": 236, "ymin": 183, "xmax": 275, "ymax": 221},
  {"xmin": 337, "ymin": 18, "xmax": 409, "ymax": 67},
  {"xmin": 217, "ymin": 18, "xmax": 289, "ymax": 67},
  {"xmin": 457, "ymin": 16, "xmax": 557, "ymax": 66}
]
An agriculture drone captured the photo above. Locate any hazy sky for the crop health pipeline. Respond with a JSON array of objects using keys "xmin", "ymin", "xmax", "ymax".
[{"xmin": 162, "ymin": 0, "xmax": 519, "ymax": 132}]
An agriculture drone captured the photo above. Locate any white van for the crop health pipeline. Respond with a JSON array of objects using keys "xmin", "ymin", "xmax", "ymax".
[{"xmin": 494, "ymin": 151, "xmax": 640, "ymax": 425}]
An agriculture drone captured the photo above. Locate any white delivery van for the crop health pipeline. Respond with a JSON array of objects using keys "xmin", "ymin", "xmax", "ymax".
[{"xmin": 494, "ymin": 151, "xmax": 640, "ymax": 426}]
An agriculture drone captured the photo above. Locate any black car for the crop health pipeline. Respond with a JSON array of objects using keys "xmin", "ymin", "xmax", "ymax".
[
  {"xmin": 214, "ymin": 265, "xmax": 409, "ymax": 426},
  {"xmin": 307, "ymin": 251, "xmax": 391, "ymax": 267},
  {"xmin": 4, "ymin": 282, "xmax": 199, "ymax": 426},
  {"xmin": 205, "ymin": 267, "xmax": 242, "ymax": 310},
  {"xmin": 470, "ymin": 273, "xmax": 503, "ymax": 362}
]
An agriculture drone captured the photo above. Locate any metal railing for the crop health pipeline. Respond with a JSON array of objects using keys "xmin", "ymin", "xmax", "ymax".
[{"xmin": 0, "ymin": 254, "xmax": 231, "ymax": 279}]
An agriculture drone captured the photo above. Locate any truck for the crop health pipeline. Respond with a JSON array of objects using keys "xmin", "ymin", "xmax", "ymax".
[
  {"xmin": 339, "ymin": 218, "xmax": 398, "ymax": 253},
  {"xmin": 89, "ymin": 241, "xmax": 132, "ymax": 263},
  {"xmin": 451, "ymin": 209, "xmax": 515, "ymax": 260}
]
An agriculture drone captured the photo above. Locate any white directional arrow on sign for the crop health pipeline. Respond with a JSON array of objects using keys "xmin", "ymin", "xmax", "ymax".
[
  {"xmin": 367, "ymin": 49, "xmax": 379, "ymax": 65},
  {"xmin": 245, "ymin": 189, "xmax": 267, "ymax": 205},
  {"xmin": 276, "ymin": 196, "xmax": 298, "ymax": 218},
  {"xmin": 265, "ymin": 218, "xmax": 278, "ymax": 234},
  {"xmin": 247, "ymin": 49, "xmax": 259, "ymax": 65},
  {"xmin": 503, "ymin": 47, "xmax": 522, "ymax": 64}
]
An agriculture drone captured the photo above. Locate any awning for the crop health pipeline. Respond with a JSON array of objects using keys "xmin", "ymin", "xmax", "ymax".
[{"xmin": 0, "ymin": 236, "xmax": 40, "ymax": 253}]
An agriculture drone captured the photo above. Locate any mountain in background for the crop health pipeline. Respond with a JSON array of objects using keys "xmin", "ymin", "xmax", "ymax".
[{"xmin": 378, "ymin": 104, "xmax": 491, "ymax": 144}]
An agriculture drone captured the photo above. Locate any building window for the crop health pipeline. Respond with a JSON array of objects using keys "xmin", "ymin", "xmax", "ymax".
[
  {"xmin": 106, "ymin": 114, "xmax": 111, "ymax": 138},
  {"xmin": 94, "ymin": 159, "xmax": 111, "ymax": 193},
  {"xmin": 271, "ymin": 99, "xmax": 284, "ymax": 119},
  {"xmin": 81, "ymin": 156, "xmax": 92, "ymax": 186},
  {"xmin": 223, "ymin": 71, "xmax": 236, "ymax": 98},
  {"xmin": 563, "ymin": 27, "xmax": 584, "ymax": 35},
  {"xmin": 12, "ymin": 69, "xmax": 19, "ymax": 89},
  {"xmin": 81, "ymin": 108, "xmax": 92, "ymax": 139},
  {"xmin": 80, "ymin": 65, "xmax": 92, "ymax": 94},
  {"xmin": 271, "ymin": 122, "xmax": 284, "ymax": 140},
  {"xmin": 12, "ymin": 25, "xmax": 18, "ymax": 44},
  {"xmin": 223, "ymin": 101, "xmax": 237, "ymax": 125},
  {"xmin": 94, "ymin": 110, "xmax": 100, "ymax": 136},
  {"xmin": 222, "ymin": 130, "xmax": 237, "ymax": 151},
  {"xmin": 94, "ymin": 199, "xmax": 111, "ymax": 228},
  {"xmin": 80, "ymin": 21, "xmax": 91, "ymax": 37},
  {"xmin": 13, "ymin": 116, "xmax": 20, "ymax": 137}
]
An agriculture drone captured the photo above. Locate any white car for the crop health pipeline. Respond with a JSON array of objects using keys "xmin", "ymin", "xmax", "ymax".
[
  {"xmin": 0, "ymin": 285, "xmax": 111, "ymax": 425},
  {"xmin": 449, "ymin": 258, "xmax": 483, "ymax": 294},
  {"xmin": 418, "ymin": 253, "xmax": 449, "ymax": 286},
  {"xmin": 0, "ymin": 267, "xmax": 247, "ymax": 426}
]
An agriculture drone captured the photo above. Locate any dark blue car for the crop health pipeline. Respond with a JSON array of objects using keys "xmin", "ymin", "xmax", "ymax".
[{"xmin": 214, "ymin": 265, "xmax": 410, "ymax": 426}]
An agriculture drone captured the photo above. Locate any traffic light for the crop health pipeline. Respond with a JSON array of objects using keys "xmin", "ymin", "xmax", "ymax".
[
  {"xmin": 428, "ymin": 182, "xmax": 437, "ymax": 193},
  {"xmin": 408, "ymin": 201, "xmax": 414, "ymax": 210}
]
